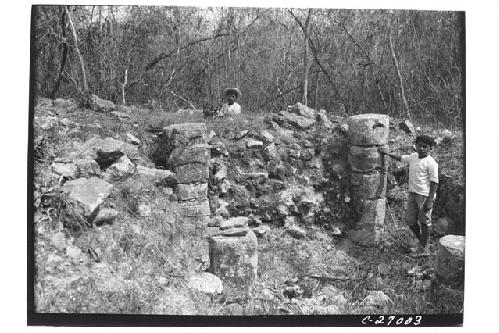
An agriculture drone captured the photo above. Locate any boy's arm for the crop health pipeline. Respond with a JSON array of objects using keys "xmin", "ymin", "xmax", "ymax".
[
  {"xmin": 378, "ymin": 147, "xmax": 402, "ymax": 162},
  {"xmin": 424, "ymin": 181, "xmax": 439, "ymax": 212}
]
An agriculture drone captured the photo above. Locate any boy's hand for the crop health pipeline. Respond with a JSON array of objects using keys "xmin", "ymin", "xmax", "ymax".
[
  {"xmin": 423, "ymin": 198, "xmax": 434, "ymax": 212},
  {"xmin": 378, "ymin": 147, "xmax": 390, "ymax": 155}
]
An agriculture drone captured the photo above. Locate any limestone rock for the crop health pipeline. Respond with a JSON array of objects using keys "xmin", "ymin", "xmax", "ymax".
[
  {"xmin": 263, "ymin": 143, "xmax": 279, "ymax": 160},
  {"xmin": 208, "ymin": 229, "xmax": 258, "ymax": 299},
  {"xmin": 350, "ymin": 172, "xmax": 387, "ymax": 200},
  {"xmin": 274, "ymin": 111, "xmax": 316, "ymax": 130},
  {"xmin": 348, "ymin": 114, "xmax": 390, "ymax": 146},
  {"xmin": 220, "ymin": 216, "xmax": 248, "ymax": 230},
  {"xmin": 65, "ymin": 245, "xmax": 83, "ymax": 263},
  {"xmin": 289, "ymin": 102, "xmax": 317, "ymax": 118},
  {"xmin": 287, "ymin": 225, "xmax": 307, "ymax": 239},
  {"xmin": 168, "ymin": 144, "xmax": 210, "ymax": 166},
  {"xmin": 433, "ymin": 217, "xmax": 456, "ymax": 236},
  {"xmin": 53, "ymin": 98, "xmax": 77, "ymax": 109},
  {"xmin": 221, "ymin": 227, "xmax": 248, "ymax": 237},
  {"xmin": 187, "ymin": 272, "xmax": 223, "ymax": 295},
  {"xmin": 94, "ymin": 208, "xmax": 118, "ymax": 225},
  {"xmin": 136, "ymin": 165, "xmax": 176, "ymax": 185},
  {"xmin": 316, "ymin": 112, "xmax": 334, "ymax": 129},
  {"xmin": 360, "ymin": 291, "xmax": 394, "ymax": 312},
  {"xmin": 74, "ymin": 158, "xmax": 101, "ymax": 177},
  {"xmin": 259, "ymin": 130, "xmax": 274, "ymax": 144},
  {"xmin": 104, "ymin": 155, "xmax": 135, "ymax": 181},
  {"xmin": 82, "ymin": 94, "xmax": 115, "ymax": 112},
  {"xmin": 253, "ymin": 225, "xmax": 271, "ymax": 236},
  {"xmin": 174, "ymin": 163, "xmax": 209, "ymax": 184},
  {"xmin": 51, "ymin": 162, "xmax": 78, "ymax": 179},
  {"xmin": 246, "ymin": 138, "xmax": 264, "ymax": 148},
  {"xmin": 176, "ymin": 183, "xmax": 208, "ymax": 201},
  {"xmin": 348, "ymin": 145, "xmax": 388, "ymax": 173},
  {"xmin": 84, "ymin": 136, "xmax": 140, "ymax": 161},
  {"xmin": 435, "ymin": 235, "xmax": 465, "ymax": 281},
  {"xmin": 63, "ymin": 177, "xmax": 113, "ymax": 218}
]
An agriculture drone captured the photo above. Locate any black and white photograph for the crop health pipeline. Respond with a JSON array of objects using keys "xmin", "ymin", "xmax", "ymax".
[{"xmin": 14, "ymin": 0, "xmax": 498, "ymax": 329}]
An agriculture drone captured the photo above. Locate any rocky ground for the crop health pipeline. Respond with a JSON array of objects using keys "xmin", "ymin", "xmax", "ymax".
[{"xmin": 32, "ymin": 96, "xmax": 464, "ymax": 315}]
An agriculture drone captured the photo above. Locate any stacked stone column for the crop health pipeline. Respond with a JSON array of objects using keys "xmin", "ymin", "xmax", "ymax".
[
  {"xmin": 164, "ymin": 123, "xmax": 211, "ymax": 235},
  {"xmin": 347, "ymin": 114, "xmax": 389, "ymax": 246},
  {"xmin": 208, "ymin": 217, "xmax": 258, "ymax": 300}
]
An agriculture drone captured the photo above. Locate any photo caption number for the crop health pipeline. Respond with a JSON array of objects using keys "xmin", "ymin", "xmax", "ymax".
[{"xmin": 362, "ymin": 315, "xmax": 422, "ymax": 326}]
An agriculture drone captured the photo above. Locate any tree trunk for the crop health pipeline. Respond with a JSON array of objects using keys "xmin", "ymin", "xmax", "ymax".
[
  {"xmin": 388, "ymin": 16, "xmax": 411, "ymax": 122},
  {"xmin": 65, "ymin": 6, "xmax": 88, "ymax": 92},
  {"xmin": 49, "ymin": 7, "xmax": 69, "ymax": 100},
  {"xmin": 302, "ymin": 9, "xmax": 313, "ymax": 106}
]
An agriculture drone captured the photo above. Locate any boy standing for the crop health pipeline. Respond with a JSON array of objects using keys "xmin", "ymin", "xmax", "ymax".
[
  {"xmin": 217, "ymin": 88, "xmax": 241, "ymax": 117},
  {"xmin": 379, "ymin": 135, "xmax": 439, "ymax": 256}
]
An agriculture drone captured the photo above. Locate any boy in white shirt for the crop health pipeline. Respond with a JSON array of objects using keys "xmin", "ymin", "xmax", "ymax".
[
  {"xmin": 379, "ymin": 135, "xmax": 439, "ymax": 256},
  {"xmin": 217, "ymin": 88, "xmax": 241, "ymax": 117}
]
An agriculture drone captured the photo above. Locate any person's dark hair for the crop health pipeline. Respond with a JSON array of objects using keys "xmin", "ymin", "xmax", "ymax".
[{"xmin": 415, "ymin": 135, "xmax": 436, "ymax": 147}]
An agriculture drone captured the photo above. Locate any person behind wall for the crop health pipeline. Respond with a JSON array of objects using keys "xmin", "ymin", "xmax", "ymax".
[
  {"xmin": 379, "ymin": 135, "xmax": 439, "ymax": 257},
  {"xmin": 216, "ymin": 88, "xmax": 241, "ymax": 117}
]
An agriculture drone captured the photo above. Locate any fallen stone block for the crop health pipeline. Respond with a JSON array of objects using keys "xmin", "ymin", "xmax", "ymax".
[
  {"xmin": 136, "ymin": 165, "xmax": 175, "ymax": 183},
  {"xmin": 93, "ymin": 208, "xmax": 118, "ymax": 225},
  {"xmin": 274, "ymin": 111, "xmax": 316, "ymax": 130},
  {"xmin": 209, "ymin": 229, "xmax": 258, "ymax": 300},
  {"xmin": 187, "ymin": 272, "xmax": 223, "ymax": 296},
  {"xmin": 62, "ymin": 177, "xmax": 113, "ymax": 219},
  {"xmin": 348, "ymin": 114, "xmax": 390, "ymax": 146},
  {"xmin": 220, "ymin": 216, "xmax": 248, "ymax": 230},
  {"xmin": 435, "ymin": 235, "xmax": 465, "ymax": 282},
  {"xmin": 51, "ymin": 162, "xmax": 78, "ymax": 179},
  {"xmin": 104, "ymin": 155, "xmax": 135, "ymax": 181},
  {"xmin": 74, "ymin": 158, "xmax": 101, "ymax": 177}
]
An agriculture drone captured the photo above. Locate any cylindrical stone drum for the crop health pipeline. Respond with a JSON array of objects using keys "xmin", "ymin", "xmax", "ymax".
[
  {"xmin": 350, "ymin": 172, "xmax": 387, "ymax": 200},
  {"xmin": 353, "ymin": 198, "xmax": 386, "ymax": 225},
  {"xmin": 176, "ymin": 183, "xmax": 208, "ymax": 202},
  {"xmin": 435, "ymin": 235, "xmax": 465, "ymax": 281},
  {"xmin": 208, "ymin": 229, "xmax": 258, "ymax": 299},
  {"xmin": 174, "ymin": 163, "xmax": 210, "ymax": 184},
  {"xmin": 168, "ymin": 144, "xmax": 210, "ymax": 166},
  {"xmin": 347, "ymin": 224, "xmax": 384, "ymax": 247},
  {"xmin": 348, "ymin": 114, "xmax": 389, "ymax": 146},
  {"xmin": 348, "ymin": 145, "xmax": 388, "ymax": 173}
]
